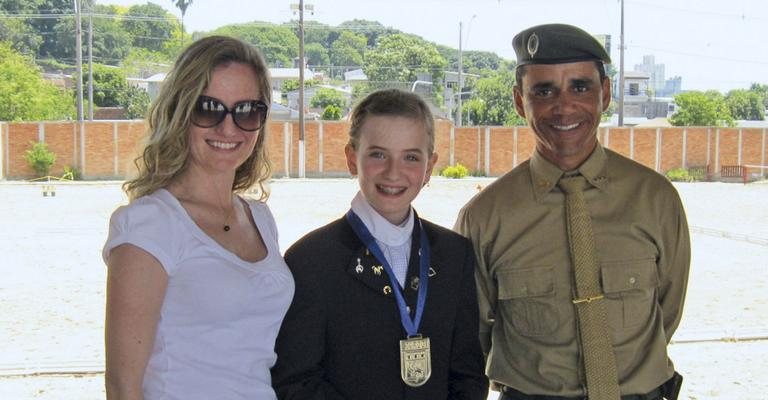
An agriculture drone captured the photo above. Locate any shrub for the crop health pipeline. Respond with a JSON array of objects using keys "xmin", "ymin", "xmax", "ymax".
[
  {"xmin": 24, "ymin": 141, "xmax": 56, "ymax": 177},
  {"xmin": 311, "ymin": 87, "xmax": 347, "ymax": 109},
  {"xmin": 440, "ymin": 163, "xmax": 469, "ymax": 179},
  {"xmin": 666, "ymin": 168, "xmax": 693, "ymax": 182},
  {"xmin": 321, "ymin": 104, "xmax": 343, "ymax": 120},
  {"xmin": 63, "ymin": 165, "xmax": 81, "ymax": 180}
]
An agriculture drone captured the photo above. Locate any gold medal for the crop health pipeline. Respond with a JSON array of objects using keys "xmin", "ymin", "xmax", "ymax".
[{"xmin": 399, "ymin": 335, "xmax": 431, "ymax": 387}]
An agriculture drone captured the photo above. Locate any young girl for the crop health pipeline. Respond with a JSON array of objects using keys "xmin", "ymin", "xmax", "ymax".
[{"xmin": 272, "ymin": 89, "xmax": 488, "ymax": 400}]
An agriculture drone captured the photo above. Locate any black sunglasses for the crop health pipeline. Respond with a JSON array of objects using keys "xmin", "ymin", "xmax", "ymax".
[{"xmin": 191, "ymin": 95, "xmax": 269, "ymax": 132}]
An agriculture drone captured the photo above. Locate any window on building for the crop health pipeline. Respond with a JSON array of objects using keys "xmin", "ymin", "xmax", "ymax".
[{"xmin": 629, "ymin": 83, "xmax": 640, "ymax": 96}]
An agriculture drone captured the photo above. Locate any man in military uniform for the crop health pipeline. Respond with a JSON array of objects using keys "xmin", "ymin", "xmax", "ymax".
[{"xmin": 454, "ymin": 24, "xmax": 689, "ymax": 400}]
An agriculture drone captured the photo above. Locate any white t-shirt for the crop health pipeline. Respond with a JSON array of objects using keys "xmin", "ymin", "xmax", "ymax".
[{"xmin": 103, "ymin": 189, "xmax": 294, "ymax": 400}]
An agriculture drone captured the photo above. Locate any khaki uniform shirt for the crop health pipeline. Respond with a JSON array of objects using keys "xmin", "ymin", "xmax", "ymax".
[{"xmin": 454, "ymin": 144, "xmax": 690, "ymax": 397}]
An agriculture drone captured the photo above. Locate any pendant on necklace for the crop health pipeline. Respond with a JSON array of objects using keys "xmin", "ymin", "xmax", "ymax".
[{"xmin": 223, "ymin": 224, "xmax": 231, "ymax": 232}]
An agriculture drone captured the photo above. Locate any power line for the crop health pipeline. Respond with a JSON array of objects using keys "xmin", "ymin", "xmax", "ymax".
[
  {"xmin": 630, "ymin": 45, "xmax": 768, "ymax": 66},
  {"xmin": 631, "ymin": 1, "xmax": 768, "ymax": 22},
  {"xmin": 0, "ymin": 12, "xmax": 175, "ymax": 22}
]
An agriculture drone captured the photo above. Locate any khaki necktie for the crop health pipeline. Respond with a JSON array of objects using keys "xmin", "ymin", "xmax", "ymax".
[{"xmin": 558, "ymin": 175, "xmax": 621, "ymax": 400}]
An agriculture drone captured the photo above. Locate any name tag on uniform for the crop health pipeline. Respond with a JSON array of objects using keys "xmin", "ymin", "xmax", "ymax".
[{"xmin": 400, "ymin": 335, "xmax": 431, "ymax": 387}]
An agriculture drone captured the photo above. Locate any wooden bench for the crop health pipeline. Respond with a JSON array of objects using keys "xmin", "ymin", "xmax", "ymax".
[
  {"xmin": 720, "ymin": 165, "xmax": 747, "ymax": 183},
  {"xmin": 687, "ymin": 165, "xmax": 710, "ymax": 181}
]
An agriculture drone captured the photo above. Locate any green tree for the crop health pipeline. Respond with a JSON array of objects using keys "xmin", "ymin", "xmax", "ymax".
[
  {"xmin": 0, "ymin": 11, "xmax": 43, "ymax": 56},
  {"xmin": 90, "ymin": 4, "xmax": 132, "ymax": 65},
  {"xmin": 329, "ymin": 31, "xmax": 366, "ymax": 78},
  {"xmin": 293, "ymin": 20, "xmax": 338, "ymax": 49},
  {"xmin": 725, "ymin": 89, "xmax": 765, "ymax": 121},
  {"xmin": 304, "ymin": 42, "xmax": 329, "ymax": 68},
  {"xmin": 213, "ymin": 23, "xmax": 298, "ymax": 67},
  {"xmin": 121, "ymin": 47, "xmax": 172, "ymax": 79},
  {"xmin": 86, "ymin": 63, "xmax": 128, "ymax": 107},
  {"xmin": 122, "ymin": 2, "xmax": 175, "ymax": 53},
  {"xmin": 462, "ymin": 69, "xmax": 525, "ymax": 126},
  {"xmin": 49, "ymin": 3, "xmax": 131, "ymax": 66},
  {"xmin": 28, "ymin": 0, "xmax": 82, "ymax": 59},
  {"xmin": 310, "ymin": 87, "xmax": 346, "ymax": 109},
  {"xmin": 281, "ymin": 78, "xmax": 319, "ymax": 93},
  {"xmin": 0, "ymin": 42, "xmax": 74, "ymax": 121},
  {"xmin": 123, "ymin": 85, "xmax": 150, "ymax": 119},
  {"xmin": 171, "ymin": 0, "xmax": 192, "ymax": 44},
  {"xmin": 363, "ymin": 33, "xmax": 446, "ymax": 91},
  {"xmin": 338, "ymin": 19, "xmax": 396, "ymax": 47},
  {"xmin": 670, "ymin": 91, "xmax": 734, "ymax": 127},
  {"xmin": 436, "ymin": 45, "xmax": 503, "ymax": 75},
  {"xmin": 81, "ymin": 63, "xmax": 151, "ymax": 117},
  {"xmin": 749, "ymin": 83, "xmax": 768, "ymax": 109},
  {"xmin": 321, "ymin": 104, "xmax": 342, "ymax": 120}
]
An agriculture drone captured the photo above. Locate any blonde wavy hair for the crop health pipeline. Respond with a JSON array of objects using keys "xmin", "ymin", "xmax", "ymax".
[{"xmin": 123, "ymin": 35, "xmax": 273, "ymax": 201}]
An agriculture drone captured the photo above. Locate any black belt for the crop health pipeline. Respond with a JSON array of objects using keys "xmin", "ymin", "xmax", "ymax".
[{"xmin": 500, "ymin": 385, "xmax": 663, "ymax": 400}]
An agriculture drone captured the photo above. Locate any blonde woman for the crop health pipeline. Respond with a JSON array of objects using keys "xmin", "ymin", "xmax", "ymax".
[{"xmin": 103, "ymin": 36, "xmax": 294, "ymax": 400}]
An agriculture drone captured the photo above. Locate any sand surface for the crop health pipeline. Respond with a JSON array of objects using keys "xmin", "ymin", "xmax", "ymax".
[{"xmin": 1, "ymin": 178, "xmax": 766, "ymax": 399}]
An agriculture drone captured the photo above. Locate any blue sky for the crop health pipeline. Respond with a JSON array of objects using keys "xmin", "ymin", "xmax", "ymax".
[{"xmin": 103, "ymin": 0, "xmax": 768, "ymax": 93}]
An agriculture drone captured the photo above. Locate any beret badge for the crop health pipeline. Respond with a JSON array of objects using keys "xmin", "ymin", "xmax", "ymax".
[{"xmin": 526, "ymin": 33, "xmax": 539, "ymax": 58}]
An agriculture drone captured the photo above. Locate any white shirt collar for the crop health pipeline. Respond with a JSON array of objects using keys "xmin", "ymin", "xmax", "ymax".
[{"xmin": 350, "ymin": 191, "xmax": 414, "ymax": 247}]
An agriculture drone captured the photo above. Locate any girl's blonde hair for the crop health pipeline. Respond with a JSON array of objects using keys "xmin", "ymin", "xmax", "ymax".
[{"xmin": 123, "ymin": 35, "xmax": 273, "ymax": 201}]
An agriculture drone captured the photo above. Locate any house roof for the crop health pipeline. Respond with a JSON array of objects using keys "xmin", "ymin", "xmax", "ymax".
[
  {"xmin": 624, "ymin": 71, "xmax": 650, "ymax": 79},
  {"xmin": 270, "ymin": 68, "xmax": 316, "ymax": 80},
  {"xmin": 344, "ymin": 69, "xmax": 367, "ymax": 81}
]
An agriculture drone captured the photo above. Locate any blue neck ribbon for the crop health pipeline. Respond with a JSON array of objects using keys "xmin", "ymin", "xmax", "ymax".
[{"xmin": 345, "ymin": 210, "xmax": 430, "ymax": 337}]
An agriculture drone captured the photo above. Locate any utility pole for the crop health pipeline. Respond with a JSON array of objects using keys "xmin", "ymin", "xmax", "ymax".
[
  {"xmin": 88, "ymin": 5, "xmax": 93, "ymax": 120},
  {"xmin": 291, "ymin": 1, "xmax": 313, "ymax": 178},
  {"xmin": 618, "ymin": 0, "xmax": 625, "ymax": 126},
  {"xmin": 457, "ymin": 21, "xmax": 463, "ymax": 127},
  {"xmin": 456, "ymin": 15, "xmax": 475, "ymax": 127},
  {"xmin": 74, "ymin": 0, "xmax": 83, "ymax": 122}
]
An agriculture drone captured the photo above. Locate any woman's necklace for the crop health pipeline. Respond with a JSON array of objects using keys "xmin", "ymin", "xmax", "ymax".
[
  {"xmin": 205, "ymin": 174, "xmax": 236, "ymax": 233},
  {"xmin": 222, "ymin": 200, "xmax": 234, "ymax": 231},
  {"xmin": 218, "ymin": 192, "xmax": 235, "ymax": 232}
]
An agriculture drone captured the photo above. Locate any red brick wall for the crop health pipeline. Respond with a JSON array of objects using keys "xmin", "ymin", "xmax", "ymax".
[
  {"xmin": 7, "ymin": 123, "xmax": 39, "ymax": 178},
  {"xmin": 1, "ymin": 121, "xmax": 766, "ymax": 180},
  {"xmin": 515, "ymin": 127, "xmax": 537, "ymax": 165},
  {"xmin": 117, "ymin": 121, "xmax": 146, "ymax": 177},
  {"xmin": 741, "ymin": 129, "xmax": 763, "ymax": 166},
  {"xmin": 266, "ymin": 121, "xmax": 288, "ymax": 177},
  {"xmin": 633, "ymin": 128, "xmax": 658, "ymax": 169},
  {"xmin": 660, "ymin": 127, "xmax": 684, "ymax": 172},
  {"xmin": 43, "ymin": 122, "xmax": 77, "ymax": 175},
  {"xmin": 685, "ymin": 128, "xmax": 710, "ymax": 168},
  {"xmin": 489, "ymin": 127, "xmax": 514, "ymax": 176},
  {"xmin": 433, "ymin": 120, "xmax": 452, "ymax": 172},
  {"xmin": 84, "ymin": 122, "xmax": 117, "ymax": 178},
  {"xmin": 718, "ymin": 128, "xmax": 740, "ymax": 167},
  {"xmin": 454, "ymin": 126, "xmax": 481, "ymax": 173},
  {"xmin": 606, "ymin": 127, "xmax": 631, "ymax": 159},
  {"xmin": 321, "ymin": 121, "xmax": 349, "ymax": 175}
]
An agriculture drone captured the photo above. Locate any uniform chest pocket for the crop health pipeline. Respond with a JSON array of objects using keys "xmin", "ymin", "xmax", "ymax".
[
  {"xmin": 601, "ymin": 258, "xmax": 659, "ymax": 329},
  {"xmin": 497, "ymin": 266, "xmax": 558, "ymax": 337}
]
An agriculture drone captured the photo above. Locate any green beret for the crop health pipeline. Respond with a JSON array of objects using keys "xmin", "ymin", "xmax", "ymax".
[{"xmin": 512, "ymin": 23, "xmax": 611, "ymax": 66}]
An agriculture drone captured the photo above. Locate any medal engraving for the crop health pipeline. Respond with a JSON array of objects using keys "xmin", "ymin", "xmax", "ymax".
[{"xmin": 400, "ymin": 336, "xmax": 431, "ymax": 387}]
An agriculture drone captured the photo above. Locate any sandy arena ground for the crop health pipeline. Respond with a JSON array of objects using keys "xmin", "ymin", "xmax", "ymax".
[{"xmin": 0, "ymin": 178, "xmax": 767, "ymax": 399}]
